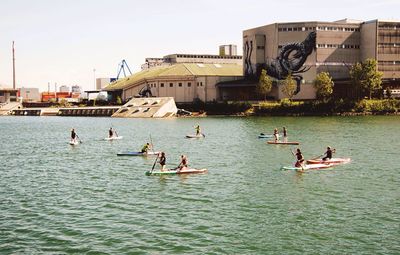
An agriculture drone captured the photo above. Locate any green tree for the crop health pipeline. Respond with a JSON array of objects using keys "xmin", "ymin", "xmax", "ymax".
[
  {"xmin": 350, "ymin": 58, "xmax": 383, "ymax": 99},
  {"xmin": 314, "ymin": 72, "xmax": 334, "ymax": 101},
  {"xmin": 257, "ymin": 69, "xmax": 273, "ymax": 100},
  {"xmin": 281, "ymin": 73, "xmax": 297, "ymax": 99}
]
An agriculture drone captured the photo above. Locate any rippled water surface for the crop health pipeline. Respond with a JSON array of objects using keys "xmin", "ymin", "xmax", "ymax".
[{"xmin": 0, "ymin": 116, "xmax": 399, "ymax": 254}]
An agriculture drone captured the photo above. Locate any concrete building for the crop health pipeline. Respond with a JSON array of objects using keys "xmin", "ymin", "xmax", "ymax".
[
  {"xmin": 104, "ymin": 63, "xmax": 243, "ymax": 103},
  {"xmin": 0, "ymin": 87, "xmax": 18, "ymax": 103},
  {"xmin": 59, "ymin": 85, "xmax": 69, "ymax": 92},
  {"xmin": 141, "ymin": 46, "xmax": 242, "ymax": 70},
  {"xmin": 71, "ymin": 85, "xmax": 82, "ymax": 93},
  {"xmin": 19, "ymin": 87, "xmax": 40, "ymax": 102},
  {"xmin": 219, "ymin": 44, "xmax": 237, "ymax": 56},
  {"xmin": 96, "ymin": 78, "xmax": 115, "ymax": 90},
  {"xmin": 231, "ymin": 19, "xmax": 400, "ymax": 100}
]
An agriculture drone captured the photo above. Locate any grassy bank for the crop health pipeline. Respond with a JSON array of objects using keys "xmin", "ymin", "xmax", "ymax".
[
  {"xmin": 255, "ymin": 99, "xmax": 400, "ymax": 115},
  {"xmin": 179, "ymin": 99, "xmax": 400, "ymax": 116}
]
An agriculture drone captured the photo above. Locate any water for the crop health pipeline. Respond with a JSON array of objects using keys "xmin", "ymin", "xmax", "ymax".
[{"xmin": 0, "ymin": 116, "xmax": 399, "ymax": 254}]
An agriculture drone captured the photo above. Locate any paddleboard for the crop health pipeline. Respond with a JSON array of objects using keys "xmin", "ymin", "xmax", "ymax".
[
  {"xmin": 281, "ymin": 163, "xmax": 333, "ymax": 171},
  {"xmin": 146, "ymin": 168, "xmax": 208, "ymax": 176},
  {"xmin": 117, "ymin": 151, "xmax": 160, "ymax": 156},
  {"xmin": 104, "ymin": 136, "xmax": 123, "ymax": 141},
  {"xmin": 69, "ymin": 140, "xmax": 79, "ymax": 145},
  {"xmin": 185, "ymin": 134, "xmax": 205, "ymax": 138},
  {"xmin": 267, "ymin": 141, "xmax": 300, "ymax": 145},
  {"xmin": 306, "ymin": 158, "xmax": 351, "ymax": 165}
]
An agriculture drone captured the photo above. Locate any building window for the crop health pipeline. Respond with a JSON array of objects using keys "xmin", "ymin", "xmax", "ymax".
[
  {"xmin": 169, "ymin": 83, "xmax": 173, "ymax": 87},
  {"xmin": 160, "ymin": 83, "xmax": 164, "ymax": 87},
  {"xmin": 188, "ymin": 82, "xmax": 191, "ymax": 87},
  {"xmin": 197, "ymin": 82, "xmax": 200, "ymax": 87},
  {"xmin": 178, "ymin": 83, "xmax": 182, "ymax": 87},
  {"xmin": 200, "ymin": 82, "xmax": 203, "ymax": 86}
]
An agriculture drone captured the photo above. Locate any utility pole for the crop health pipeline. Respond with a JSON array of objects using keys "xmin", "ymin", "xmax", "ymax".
[
  {"xmin": 93, "ymin": 68, "xmax": 96, "ymax": 90},
  {"xmin": 12, "ymin": 41, "xmax": 16, "ymax": 89}
]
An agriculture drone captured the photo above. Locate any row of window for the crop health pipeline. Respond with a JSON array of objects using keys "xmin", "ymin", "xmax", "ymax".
[
  {"xmin": 176, "ymin": 54, "xmax": 242, "ymax": 59},
  {"xmin": 148, "ymin": 82, "xmax": 204, "ymax": 88},
  {"xmin": 278, "ymin": 26, "xmax": 360, "ymax": 32},
  {"xmin": 317, "ymin": 44, "xmax": 360, "ymax": 49},
  {"xmin": 379, "ymin": 61, "xmax": 400, "ymax": 65},
  {"xmin": 378, "ymin": 43, "xmax": 399, "ymax": 47},
  {"xmin": 379, "ymin": 25, "xmax": 398, "ymax": 30}
]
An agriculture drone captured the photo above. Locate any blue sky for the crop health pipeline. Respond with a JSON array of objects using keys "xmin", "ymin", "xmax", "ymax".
[{"xmin": 0, "ymin": 0, "xmax": 398, "ymax": 91}]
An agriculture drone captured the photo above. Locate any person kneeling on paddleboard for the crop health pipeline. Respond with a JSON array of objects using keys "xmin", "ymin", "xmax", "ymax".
[
  {"xmin": 141, "ymin": 143, "xmax": 151, "ymax": 153},
  {"xmin": 177, "ymin": 155, "xmax": 188, "ymax": 172},
  {"xmin": 295, "ymin": 148, "xmax": 305, "ymax": 167},
  {"xmin": 159, "ymin": 152, "xmax": 166, "ymax": 171},
  {"xmin": 322, "ymin": 146, "xmax": 336, "ymax": 161}
]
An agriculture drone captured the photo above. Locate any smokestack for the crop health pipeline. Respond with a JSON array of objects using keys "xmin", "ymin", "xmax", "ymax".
[{"xmin": 12, "ymin": 41, "xmax": 16, "ymax": 89}]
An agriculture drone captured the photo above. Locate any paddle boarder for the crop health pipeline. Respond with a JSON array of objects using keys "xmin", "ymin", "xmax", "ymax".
[
  {"xmin": 159, "ymin": 152, "xmax": 166, "ymax": 171},
  {"xmin": 141, "ymin": 142, "xmax": 152, "ymax": 153},
  {"xmin": 282, "ymin": 127, "xmax": 288, "ymax": 142},
  {"xmin": 273, "ymin": 128, "xmax": 279, "ymax": 142},
  {"xmin": 195, "ymin": 125, "xmax": 201, "ymax": 136},
  {"xmin": 108, "ymin": 127, "xmax": 114, "ymax": 138},
  {"xmin": 71, "ymin": 128, "xmax": 77, "ymax": 142},
  {"xmin": 322, "ymin": 146, "xmax": 336, "ymax": 161},
  {"xmin": 295, "ymin": 148, "xmax": 305, "ymax": 167},
  {"xmin": 177, "ymin": 154, "xmax": 188, "ymax": 171}
]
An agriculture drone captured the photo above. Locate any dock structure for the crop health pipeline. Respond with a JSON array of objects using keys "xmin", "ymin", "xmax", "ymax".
[
  {"xmin": 11, "ymin": 106, "xmax": 120, "ymax": 117},
  {"xmin": 112, "ymin": 97, "xmax": 177, "ymax": 118}
]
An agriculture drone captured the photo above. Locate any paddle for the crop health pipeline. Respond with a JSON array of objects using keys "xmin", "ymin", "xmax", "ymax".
[
  {"xmin": 150, "ymin": 153, "xmax": 159, "ymax": 173},
  {"xmin": 115, "ymin": 130, "xmax": 119, "ymax": 137},
  {"xmin": 76, "ymin": 134, "xmax": 82, "ymax": 144}
]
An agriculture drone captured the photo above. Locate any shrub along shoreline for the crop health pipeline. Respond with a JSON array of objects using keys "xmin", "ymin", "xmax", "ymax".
[{"xmin": 178, "ymin": 99, "xmax": 400, "ymax": 116}]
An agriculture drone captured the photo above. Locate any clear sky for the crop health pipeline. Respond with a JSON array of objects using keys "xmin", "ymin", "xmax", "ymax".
[{"xmin": 0, "ymin": 0, "xmax": 398, "ymax": 91}]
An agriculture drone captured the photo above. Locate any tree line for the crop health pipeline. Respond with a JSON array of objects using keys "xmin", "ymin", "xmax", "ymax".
[{"xmin": 256, "ymin": 58, "xmax": 385, "ymax": 101}]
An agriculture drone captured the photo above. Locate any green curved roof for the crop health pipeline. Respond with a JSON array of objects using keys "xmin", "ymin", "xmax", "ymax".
[{"xmin": 104, "ymin": 63, "xmax": 242, "ymax": 91}]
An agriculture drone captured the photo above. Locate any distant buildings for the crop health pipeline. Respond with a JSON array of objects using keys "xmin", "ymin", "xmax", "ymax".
[
  {"xmin": 234, "ymin": 18, "xmax": 400, "ymax": 100},
  {"xmin": 59, "ymin": 85, "xmax": 69, "ymax": 92},
  {"xmin": 96, "ymin": 78, "xmax": 115, "ymax": 90},
  {"xmin": 19, "ymin": 87, "xmax": 40, "ymax": 102}
]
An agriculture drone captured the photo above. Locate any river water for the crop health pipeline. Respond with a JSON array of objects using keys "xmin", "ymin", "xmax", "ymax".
[{"xmin": 0, "ymin": 116, "xmax": 399, "ymax": 254}]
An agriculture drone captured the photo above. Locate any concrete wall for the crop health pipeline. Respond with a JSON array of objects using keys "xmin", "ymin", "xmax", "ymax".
[
  {"xmin": 19, "ymin": 87, "xmax": 40, "ymax": 102},
  {"xmin": 360, "ymin": 21, "xmax": 377, "ymax": 61}
]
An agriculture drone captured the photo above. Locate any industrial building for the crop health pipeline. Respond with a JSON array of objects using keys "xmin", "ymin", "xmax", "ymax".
[
  {"xmin": 104, "ymin": 63, "xmax": 242, "ymax": 103},
  {"xmin": 221, "ymin": 19, "xmax": 400, "ymax": 100}
]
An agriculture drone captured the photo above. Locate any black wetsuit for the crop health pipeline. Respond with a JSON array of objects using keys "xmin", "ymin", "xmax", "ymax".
[
  {"xmin": 159, "ymin": 155, "xmax": 166, "ymax": 166},
  {"xmin": 109, "ymin": 129, "xmax": 113, "ymax": 137},
  {"xmin": 323, "ymin": 149, "xmax": 333, "ymax": 160},
  {"xmin": 71, "ymin": 131, "xmax": 76, "ymax": 139},
  {"xmin": 295, "ymin": 152, "xmax": 304, "ymax": 166}
]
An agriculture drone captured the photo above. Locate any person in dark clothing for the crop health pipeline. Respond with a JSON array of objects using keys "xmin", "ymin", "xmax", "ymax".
[
  {"xmin": 141, "ymin": 143, "xmax": 152, "ymax": 153},
  {"xmin": 295, "ymin": 148, "xmax": 305, "ymax": 167},
  {"xmin": 71, "ymin": 128, "xmax": 76, "ymax": 141},
  {"xmin": 322, "ymin": 146, "xmax": 336, "ymax": 161},
  {"xmin": 282, "ymin": 127, "xmax": 288, "ymax": 142},
  {"xmin": 108, "ymin": 128, "xmax": 114, "ymax": 138},
  {"xmin": 177, "ymin": 154, "xmax": 188, "ymax": 171},
  {"xmin": 159, "ymin": 152, "xmax": 166, "ymax": 171}
]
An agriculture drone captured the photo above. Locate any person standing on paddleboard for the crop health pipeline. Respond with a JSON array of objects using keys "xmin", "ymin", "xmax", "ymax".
[
  {"xmin": 108, "ymin": 127, "xmax": 114, "ymax": 138},
  {"xmin": 322, "ymin": 146, "xmax": 335, "ymax": 161},
  {"xmin": 159, "ymin": 152, "xmax": 166, "ymax": 171},
  {"xmin": 295, "ymin": 148, "xmax": 305, "ymax": 167},
  {"xmin": 273, "ymin": 128, "xmax": 279, "ymax": 142},
  {"xmin": 282, "ymin": 127, "xmax": 288, "ymax": 142},
  {"xmin": 71, "ymin": 128, "xmax": 77, "ymax": 142},
  {"xmin": 195, "ymin": 125, "xmax": 201, "ymax": 136}
]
